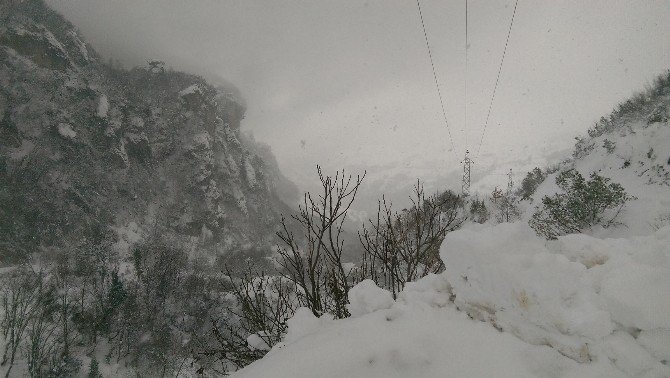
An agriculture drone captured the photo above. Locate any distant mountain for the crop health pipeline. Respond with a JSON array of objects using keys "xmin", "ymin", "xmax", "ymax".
[{"xmin": 0, "ymin": 0, "xmax": 298, "ymax": 266}]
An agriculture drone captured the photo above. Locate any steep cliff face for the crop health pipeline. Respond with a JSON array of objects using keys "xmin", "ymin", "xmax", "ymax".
[{"xmin": 0, "ymin": 0, "xmax": 296, "ymax": 265}]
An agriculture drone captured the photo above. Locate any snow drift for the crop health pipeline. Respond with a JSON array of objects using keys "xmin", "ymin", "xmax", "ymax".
[
  {"xmin": 234, "ymin": 222, "xmax": 669, "ymax": 377},
  {"xmin": 443, "ymin": 222, "xmax": 670, "ymax": 376}
]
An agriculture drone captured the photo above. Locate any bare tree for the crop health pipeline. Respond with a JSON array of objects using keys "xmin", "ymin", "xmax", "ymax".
[
  {"xmin": 275, "ymin": 165, "xmax": 365, "ymax": 318},
  {"xmin": 1, "ymin": 267, "xmax": 37, "ymax": 378},
  {"xmin": 0, "ymin": 266, "xmax": 59, "ymax": 378},
  {"xmin": 226, "ymin": 265, "xmax": 295, "ymax": 350},
  {"xmin": 198, "ymin": 266, "xmax": 297, "ymax": 374},
  {"xmin": 359, "ymin": 182, "xmax": 464, "ymax": 298},
  {"xmin": 25, "ymin": 300, "xmax": 58, "ymax": 378}
]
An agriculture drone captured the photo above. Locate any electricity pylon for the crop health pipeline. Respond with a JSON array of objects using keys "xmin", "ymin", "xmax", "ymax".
[{"xmin": 461, "ymin": 150, "xmax": 472, "ymax": 196}]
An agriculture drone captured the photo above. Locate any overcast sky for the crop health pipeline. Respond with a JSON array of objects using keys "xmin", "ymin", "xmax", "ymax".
[{"xmin": 47, "ymin": 0, "xmax": 669, "ymax": 199}]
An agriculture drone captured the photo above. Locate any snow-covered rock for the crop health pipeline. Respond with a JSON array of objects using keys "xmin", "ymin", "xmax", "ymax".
[
  {"xmin": 56, "ymin": 122, "xmax": 76, "ymax": 139},
  {"xmin": 2, "ymin": 0, "xmax": 290, "ymax": 272},
  {"xmin": 347, "ymin": 280, "xmax": 394, "ymax": 317},
  {"xmin": 97, "ymin": 94, "xmax": 109, "ymax": 118},
  {"xmin": 67, "ymin": 30, "xmax": 89, "ymax": 61},
  {"xmin": 178, "ymin": 83, "xmax": 203, "ymax": 97},
  {"xmin": 244, "ymin": 156, "xmax": 258, "ymax": 188}
]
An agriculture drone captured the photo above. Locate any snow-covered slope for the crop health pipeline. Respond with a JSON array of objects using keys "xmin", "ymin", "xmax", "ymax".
[
  {"xmin": 235, "ymin": 227, "xmax": 669, "ymax": 377},
  {"xmin": 233, "ymin": 79, "xmax": 670, "ymax": 377},
  {"xmin": 235, "ymin": 275, "xmax": 625, "ymax": 377},
  {"xmin": 525, "ymin": 103, "xmax": 670, "ymax": 239}
]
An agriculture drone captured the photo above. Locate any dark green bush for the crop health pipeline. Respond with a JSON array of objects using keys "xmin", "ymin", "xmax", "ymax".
[
  {"xmin": 530, "ymin": 170, "xmax": 634, "ymax": 239},
  {"xmin": 517, "ymin": 167, "xmax": 546, "ymax": 200}
]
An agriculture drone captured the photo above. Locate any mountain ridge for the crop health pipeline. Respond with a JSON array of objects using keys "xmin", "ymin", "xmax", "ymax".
[{"xmin": 0, "ymin": 0, "xmax": 297, "ymax": 266}]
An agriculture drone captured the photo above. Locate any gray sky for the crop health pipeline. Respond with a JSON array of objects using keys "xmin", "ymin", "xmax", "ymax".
[{"xmin": 47, "ymin": 0, "xmax": 669, "ymax": 204}]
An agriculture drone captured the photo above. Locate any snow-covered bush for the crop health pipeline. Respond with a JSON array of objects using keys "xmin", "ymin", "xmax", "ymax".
[
  {"xmin": 530, "ymin": 169, "xmax": 634, "ymax": 239},
  {"xmin": 573, "ymin": 137, "xmax": 595, "ymax": 159},
  {"xmin": 602, "ymin": 139, "xmax": 616, "ymax": 154},
  {"xmin": 209, "ymin": 266, "xmax": 297, "ymax": 368},
  {"xmin": 469, "ymin": 198, "xmax": 489, "ymax": 224}
]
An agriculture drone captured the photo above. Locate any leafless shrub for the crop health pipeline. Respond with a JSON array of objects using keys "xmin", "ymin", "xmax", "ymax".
[
  {"xmin": 275, "ymin": 165, "xmax": 365, "ymax": 318},
  {"xmin": 198, "ymin": 266, "xmax": 297, "ymax": 374},
  {"xmin": 358, "ymin": 182, "xmax": 464, "ymax": 298},
  {"xmin": 1, "ymin": 266, "xmax": 64, "ymax": 378}
]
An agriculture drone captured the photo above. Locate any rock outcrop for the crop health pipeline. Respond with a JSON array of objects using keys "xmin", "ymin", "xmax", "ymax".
[{"xmin": 0, "ymin": 0, "xmax": 297, "ymax": 265}]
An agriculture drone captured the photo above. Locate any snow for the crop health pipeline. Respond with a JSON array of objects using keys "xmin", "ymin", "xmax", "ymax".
[
  {"xmin": 97, "ymin": 94, "xmax": 109, "ymax": 118},
  {"xmin": 179, "ymin": 83, "xmax": 203, "ymax": 97},
  {"xmin": 442, "ymin": 222, "xmax": 615, "ymax": 361},
  {"xmin": 111, "ymin": 221, "xmax": 143, "ymax": 257},
  {"xmin": 191, "ymin": 132, "xmax": 212, "ymax": 149},
  {"xmin": 235, "ymin": 285, "xmax": 624, "ymax": 378},
  {"xmin": 42, "ymin": 29, "xmax": 68, "ymax": 57},
  {"xmin": 346, "ymin": 279, "xmax": 394, "ymax": 317},
  {"xmin": 638, "ymin": 329, "xmax": 670, "ymax": 362},
  {"xmin": 67, "ymin": 30, "xmax": 89, "ymax": 61},
  {"xmin": 234, "ymin": 221, "xmax": 669, "ymax": 377},
  {"xmin": 603, "ymin": 331, "xmax": 663, "ymax": 377},
  {"xmin": 227, "ymin": 153, "xmax": 240, "ymax": 175},
  {"xmin": 234, "ymin": 120, "xmax": 670, "ymax": 376},
  {"xmin": 247, "ymin": 333, "xmax": 271, "ymax": 351},
  {"xmin": 280, "ymin": 307, "xmax": 334, "ymax": 345},
  {"xmin": 244, "ymin": 156, "xmax": 257, "ymax": 187},
  {"xmin": 232, "ymin": 185, "xmax": 248, "ymax": 214},
  {"xmin": 601, "ymin": 261, "xmax": 670, "ymax": 331},
  {"xmin": 527, "ymin": 118, "xmax": 670, "ymax": 238},
  {"xmin": 57, "ymin": 122, "xmax": 76, "ymax": 139},
  {"xmin": 442, "ymin": 222, "xmax": 669, "ymax": 373}
]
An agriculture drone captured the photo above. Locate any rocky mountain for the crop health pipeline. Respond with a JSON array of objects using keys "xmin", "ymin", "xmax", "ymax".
[{"xmin": 0, "ymin": 0, "xmax": 297, "ymax": 266}]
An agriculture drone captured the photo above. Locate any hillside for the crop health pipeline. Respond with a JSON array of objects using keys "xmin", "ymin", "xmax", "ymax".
[
  {"xmin": 0, "ymin": 2, "xmax": 301, "ymax": 375},
  {"xmin": 0, "ymin": 0, "xmax": 297, "ymax": 267},
  {"xmin": 234, "ymin": 73, "xmax": 670, "ymax": 377}
]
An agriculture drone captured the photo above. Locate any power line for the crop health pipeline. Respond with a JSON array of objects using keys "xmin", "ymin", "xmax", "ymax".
[
  {"xmin": 464, "ymin": 0, "xmax": 468, "ymax": 152},
  {"xmin": 415, "ymin": 0, "xmax": 457, "ymax": 160},
  {"xmin": 475, "ymin": 0, "xmax": 519, "ymax": 159}
]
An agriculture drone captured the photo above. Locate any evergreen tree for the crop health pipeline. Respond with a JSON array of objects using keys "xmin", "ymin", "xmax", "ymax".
[
  {"xmin": 518, "ymin": 167, "xmax": 546, "ymax": 200},
  {"xmin": 88, "ymin": 356, "xmax": 102, "ymax": 378},
  {"xmin": 470, "ymin": 198, "xmax": 489, "ymax": 224}
]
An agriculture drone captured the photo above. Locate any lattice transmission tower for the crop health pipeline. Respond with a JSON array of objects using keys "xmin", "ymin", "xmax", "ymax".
[{"xmin": 461, "ymin": 150, "xmax": 472, "ymax": 196}]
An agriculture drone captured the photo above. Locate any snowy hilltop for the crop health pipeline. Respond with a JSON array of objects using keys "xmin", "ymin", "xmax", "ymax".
[{"xmin": 234, "ymin": 73, "xmax": 670, "ymax": 377}]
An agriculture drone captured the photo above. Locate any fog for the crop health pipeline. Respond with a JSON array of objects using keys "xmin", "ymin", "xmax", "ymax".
[{"xmin": 47, "ymin": 0, "xmax": 669, "ymax": 208}]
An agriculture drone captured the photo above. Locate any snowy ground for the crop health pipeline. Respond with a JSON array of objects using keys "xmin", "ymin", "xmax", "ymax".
[{"xmin": 235, "ymin": 224, "xmax": 669, "ymax": 377}]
